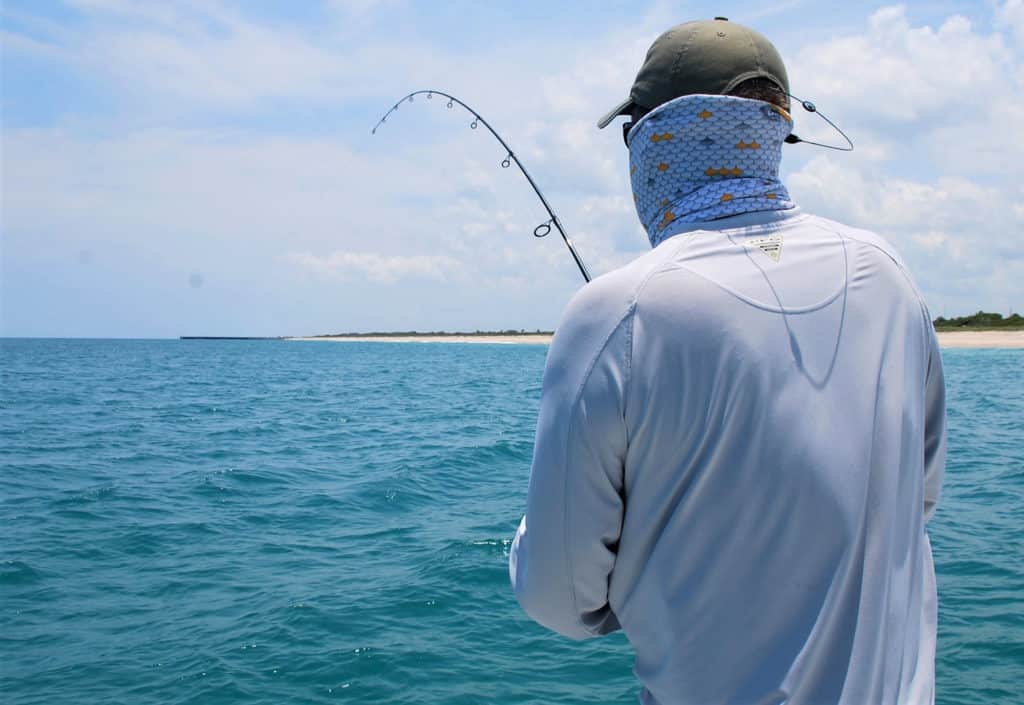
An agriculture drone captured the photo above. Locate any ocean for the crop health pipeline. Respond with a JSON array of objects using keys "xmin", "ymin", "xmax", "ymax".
[{"xmin": 1, "ymin": 339, "xmax": 1021, "ymax": 704}]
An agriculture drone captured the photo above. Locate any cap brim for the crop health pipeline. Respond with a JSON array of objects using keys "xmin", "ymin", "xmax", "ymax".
[{"xmin": 596, "ymin": 97, "xmax": 634, "ymax": 129}]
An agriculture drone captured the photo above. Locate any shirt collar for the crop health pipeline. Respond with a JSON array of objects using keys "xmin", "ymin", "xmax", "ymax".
[{"xmin": 654, "ymin": 206, "xmax": 807, "ymax": 246}]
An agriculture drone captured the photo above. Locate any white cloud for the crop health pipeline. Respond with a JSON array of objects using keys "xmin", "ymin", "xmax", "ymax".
[
  {"xmin": 784, "ymin": 3, "xmax": 1024, "ymax": 314},
  {"xmin": 287, "ymin": 250, "xmax": 462, "ymax": 283},
  {"xmin": 792, "ymin": 7, "xmax": 1009, "ymax": 120},
  {"xmin": 6, "ymin": 0, "xmax": 415, "ymax": 110},
  {"xmin": 82, "ymin": 16, "xmax": 347, "ymax": 107},
  {"xmin": 912, "ymin": 231, "xmax": 963, "ymax": 260},
  {"xmin": 998, "ymin": 0, "xmax": 1024, "ymax": 45}
]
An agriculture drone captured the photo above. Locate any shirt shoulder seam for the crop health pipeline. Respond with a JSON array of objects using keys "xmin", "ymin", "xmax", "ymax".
[{"xmin": 561, "ymin": 249, "xmax": 679, "ymax": 635}]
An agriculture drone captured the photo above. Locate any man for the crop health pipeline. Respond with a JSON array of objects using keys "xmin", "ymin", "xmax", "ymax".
[{"xmin": 508, "ymin": 17, "xmax": 946, "ymax": 705}]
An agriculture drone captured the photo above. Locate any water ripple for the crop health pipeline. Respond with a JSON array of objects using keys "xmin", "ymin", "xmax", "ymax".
[{"xmin": 0, "ymin": 339, "xmax": 1019, "ymax": 704}]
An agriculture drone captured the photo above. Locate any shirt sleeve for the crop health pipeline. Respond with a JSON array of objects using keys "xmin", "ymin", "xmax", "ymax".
[
  {"xmin": 508, "ymin": 285, "xmax": 632, "ymax": 640},
  {"xmin": 922, "ymin": 327, "xmax": 946, "ymax": 523}
]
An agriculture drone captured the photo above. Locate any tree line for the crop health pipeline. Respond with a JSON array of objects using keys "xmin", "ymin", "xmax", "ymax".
[{"xmin": 933, "ymin": 311, "xmax": 1023, "ymax": 330}]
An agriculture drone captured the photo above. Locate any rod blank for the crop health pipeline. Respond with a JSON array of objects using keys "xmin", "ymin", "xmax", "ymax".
[{"xmin": 372, "ymin": 89, "xmax": 592, "ymax": 283}]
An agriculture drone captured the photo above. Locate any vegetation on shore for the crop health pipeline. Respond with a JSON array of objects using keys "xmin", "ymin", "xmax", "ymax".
[
  {"xmin": 302, "ymin": 313, "xmax": 1024, "ymax": 338},
  {"xmin": 933, "ymin": 311, "xmax": 1023, "ymax": 331}
]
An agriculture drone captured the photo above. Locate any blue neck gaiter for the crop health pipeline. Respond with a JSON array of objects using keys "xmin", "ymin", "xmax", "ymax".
[{"xmin": 629, "ymin": 94, "xmax": 796, "ymax": 247}]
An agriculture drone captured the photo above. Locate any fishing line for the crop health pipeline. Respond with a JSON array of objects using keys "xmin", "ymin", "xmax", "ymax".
[{"xmin": 372, "ymin": 90, "xmax": 593, "ymax": 283}]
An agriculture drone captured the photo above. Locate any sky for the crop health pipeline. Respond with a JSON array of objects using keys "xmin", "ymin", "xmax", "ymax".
[{"xmin": 2, "ymin": 0, "xmax": 1022, "ymax": 338}]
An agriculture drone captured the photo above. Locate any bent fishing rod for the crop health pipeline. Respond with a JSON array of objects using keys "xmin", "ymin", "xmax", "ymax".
[{"xmin": 371, "ymin": 90, "xmax": 592, "ymax": 283}]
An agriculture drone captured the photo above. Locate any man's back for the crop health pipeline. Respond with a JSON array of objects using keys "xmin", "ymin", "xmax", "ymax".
[{"xmin": 509, "ymin": 208, "xmax": 946, "ymax": 704}]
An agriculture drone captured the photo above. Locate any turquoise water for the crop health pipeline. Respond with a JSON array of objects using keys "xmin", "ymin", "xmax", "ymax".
[{"xmin": 1, "ymin": 339, "xmax": 1021, "ymax": 704}]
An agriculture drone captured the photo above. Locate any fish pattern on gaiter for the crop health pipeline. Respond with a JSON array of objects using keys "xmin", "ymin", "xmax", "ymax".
[{"xmin": 629, "ymin": 94, "xmax": 796, "ymax": 247}]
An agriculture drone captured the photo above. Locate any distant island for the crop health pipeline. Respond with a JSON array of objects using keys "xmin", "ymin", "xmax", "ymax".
[
  {"xmin": 307, "ymin": 329, "xmax": 554, "ymax": 338},
  {"xmin": 286, "ymin": 330, "xmax": 555, "ymax": 345},
  {"xmin": 183, "ymin": 315, "xmax": 1023, "ymax": 348},
  {"xmin": 306, "ymin": 312, "xmax": 1023, "ymax": 337},
  {"xmin": 292, "ymin": 315, "xmax": 1022, "ymax": 348},
  {"xmin": 933, "ymin": 311, "xmax": 1023, "ymax": 331}
]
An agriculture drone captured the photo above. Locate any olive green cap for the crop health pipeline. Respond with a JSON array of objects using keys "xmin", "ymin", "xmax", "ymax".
[{"xmin": 597, "ymin": 17, "xmax": 790, "ymax": 128}]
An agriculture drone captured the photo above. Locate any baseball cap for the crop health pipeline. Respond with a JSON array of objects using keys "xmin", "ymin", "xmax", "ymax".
[{"xmin": 597, "ymin": 17, "xmax": 790, "ymax": 128}]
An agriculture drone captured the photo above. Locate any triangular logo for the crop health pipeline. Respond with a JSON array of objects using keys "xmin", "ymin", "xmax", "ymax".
[{"xmin": 747, "ymin": 235, "xmax": 783, "ymax": 262}]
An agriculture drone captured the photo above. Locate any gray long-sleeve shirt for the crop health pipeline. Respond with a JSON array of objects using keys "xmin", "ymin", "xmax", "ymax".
[{"xmin": 509, "ymin": 208, "xmax": 946, "ymax": 705}]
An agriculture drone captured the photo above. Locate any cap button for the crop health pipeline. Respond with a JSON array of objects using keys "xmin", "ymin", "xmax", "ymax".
[{"xmin": 714, "ymin": 17, "xmax": 729, "ymax": 21}]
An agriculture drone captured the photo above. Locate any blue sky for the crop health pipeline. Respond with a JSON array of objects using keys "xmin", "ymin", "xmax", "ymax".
[{"xmin": 2, "ymin": 0, "xmax": 1022, "ymax": 337}]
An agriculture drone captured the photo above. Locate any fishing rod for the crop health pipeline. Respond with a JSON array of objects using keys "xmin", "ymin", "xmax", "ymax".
[{"xmin": 371, "ymin": 90, "xmax": 592, "ymax": 283}]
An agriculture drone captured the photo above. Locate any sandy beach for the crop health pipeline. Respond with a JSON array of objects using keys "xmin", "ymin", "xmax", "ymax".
[
  {"xmin": 935, "ymin": 330, "xmax": 1024, "ymax": 349},
  {"xmin": 291, "ymin": 331, "xmax": 1024, "ymax": 349}
]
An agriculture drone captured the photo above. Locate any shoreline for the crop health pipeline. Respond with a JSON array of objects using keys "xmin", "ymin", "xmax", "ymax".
[
  {"xmin": 286, "ymin": 335, "xmax": 554, "ymax": 345},
  {"xmin": 934, "ymin": 330, "xmax": 1024, "ymax": 349},
  {"xmin": 289, "ymin": 331, "xmax": 1023, "ymax": 349}
]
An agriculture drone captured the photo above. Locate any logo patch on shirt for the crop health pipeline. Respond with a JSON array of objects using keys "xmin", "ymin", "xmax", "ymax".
[{"xmin": 747, "ymin": 235, "xmax": 783, "ymax": 262}]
